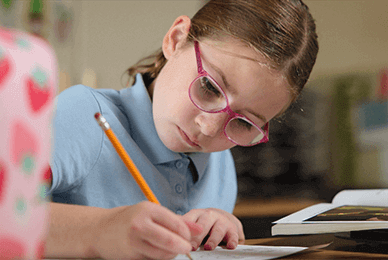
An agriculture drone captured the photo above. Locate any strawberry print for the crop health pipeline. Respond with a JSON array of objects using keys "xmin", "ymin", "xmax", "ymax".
[
  {"xmin": 14, "ymin": 196, "xmax": 27, "ymax": 215},
  {"xmin": 16, "ymin": 37, "xmax": 31, "ymax": 50},
  {"xmin": 42, "ymin": 165, "xmax": 52, "ymax": 184},
  {"xmin": 0, "ymin": 236, "xmax": 26, "ymax": 259},
  {"xmin": 0, "ymin": 46, "xmax": 11, "ymax": 88},
  {"xmin": 0, "ymin": 161, "xmax": 6, "ymax": 203},
  {"xmin": 37, "ymin": 165, "xmax": 52, "ymax": 203},
  {"xmin": 10, "ymin": 121, "xmax": 38, "ymax": 175},
  {"xmin": 27, "ymin": 66, "xmax": 53, "ymax": 113},
  {"xmin": 0, "ymin": 28, "xmax": 14, "ymax": 44}
]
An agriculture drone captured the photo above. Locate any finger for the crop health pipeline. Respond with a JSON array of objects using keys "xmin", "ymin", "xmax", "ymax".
[
  {"xmin": 223, "ymin": 229, "xmax": 240, "ymax": 249},
  {"xmin": 136, "ymin": 238, "xmax": 181, "ymax": 260},
  {"xmin": 223, "ymin": 215, "xmax": 245, "ymax": 248},
  {"xmin": 187, "ymin": 211, "xmax": 216, "ymax": 250},
  {"xmin": 141, "ymin": 219, "xmax": 192, "ymax": 255},
  {"xmin": 150, "ymin": 204, "xmax": 193, "ymax": 241},
  {"xmin": 128, "ymin": 222, "xmax": 180, "ymax": 260},
  {"xmin": 203, "ymin": 220, "xmax": 228, "ymax": 250},
  {"xmin": 236, "ymin": 218, "xmax": 245, "ymax": 244}
]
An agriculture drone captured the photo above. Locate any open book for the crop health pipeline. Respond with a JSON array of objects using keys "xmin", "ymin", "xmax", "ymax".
[{"xmin": 272, "ymin": 189, "xmax": 388, "ymax": 236}]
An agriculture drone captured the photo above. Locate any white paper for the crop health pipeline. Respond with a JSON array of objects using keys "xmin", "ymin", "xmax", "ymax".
[
  {"xmin": 332, "ymin": 189, "xmax": 388, "ymax": 206},
  {"xmin": 173, "ymin": 244, "xmax": 308, "ymax": 260}
]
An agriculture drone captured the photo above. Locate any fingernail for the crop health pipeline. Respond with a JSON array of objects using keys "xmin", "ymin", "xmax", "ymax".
[
  {"xmin": 227, "ymin": 242, "xmax": 237, "ymax": 249},
  {"xmin": 191, "ymin": 243, "xmax": 197, "ymax": 251},
  {"xmin": 204, "ymin": 243, "xmax": 213, "ymax": 250}
]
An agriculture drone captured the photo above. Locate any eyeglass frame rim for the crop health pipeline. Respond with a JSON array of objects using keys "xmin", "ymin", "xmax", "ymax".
[{"xmin": 188, "ymin": 40, "xmax": 269, "ymax": 146}]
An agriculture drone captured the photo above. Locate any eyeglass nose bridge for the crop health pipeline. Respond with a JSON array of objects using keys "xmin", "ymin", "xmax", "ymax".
[
  {"xmin": 220, "ymin": 106, "xmax": 248, "ymax": 135},
  {"xmin": 221, "ymin": 104, "xmax": 243, "ymax": 122}
]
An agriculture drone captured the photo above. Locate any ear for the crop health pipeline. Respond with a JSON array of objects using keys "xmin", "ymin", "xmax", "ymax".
[{"xmin": 162, "ymin": 15, "xmax": 191, "ymax": 60}]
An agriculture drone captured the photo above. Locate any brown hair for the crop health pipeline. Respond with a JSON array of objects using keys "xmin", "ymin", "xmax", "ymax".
[{"xmin": 126, "ymin": 0, "xmax": 318, "ymax": 104}]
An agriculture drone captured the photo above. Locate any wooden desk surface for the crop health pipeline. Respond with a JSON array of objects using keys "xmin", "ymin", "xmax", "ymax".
[
  {"xmin": 233, "ymin": 198, "xmax": 324, "ymax": 218},
  {"xmin": 245, "ymin": 234, "xmax": 388, "ymax": 259}
]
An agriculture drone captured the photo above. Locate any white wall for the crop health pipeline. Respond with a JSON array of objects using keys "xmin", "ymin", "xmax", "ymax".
[
  {"xmin": 66, "ymin": 0, "xmax": 201, "ymax": 91},
  {"xmin": 305, "ymin": 0, "xmax": 388, "ymax": 92}
]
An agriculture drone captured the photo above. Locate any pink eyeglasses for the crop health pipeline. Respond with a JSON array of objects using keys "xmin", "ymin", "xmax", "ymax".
[{"xmin": 188, "ymin": 41, "xmax": 269, "ymax": 146}]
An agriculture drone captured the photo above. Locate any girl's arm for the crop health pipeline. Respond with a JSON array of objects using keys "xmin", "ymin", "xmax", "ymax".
[
  {"xmin": 44, "ymin": 202, "xmax": 107, "ymax": 258},
  {"xmin": 44, "ymin": 201, "xmax": 201, "ymax": 259}
]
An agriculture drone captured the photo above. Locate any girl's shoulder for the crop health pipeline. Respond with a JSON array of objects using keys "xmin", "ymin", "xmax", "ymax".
[{"xmin": 60, "ymin": 84, "xmax": 121, "ymax": 107}]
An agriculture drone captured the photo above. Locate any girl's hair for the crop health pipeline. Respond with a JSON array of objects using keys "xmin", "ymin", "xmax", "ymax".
[{"xmin": 126, "ymin": 0, "xmax": 318, "ymax": 103}]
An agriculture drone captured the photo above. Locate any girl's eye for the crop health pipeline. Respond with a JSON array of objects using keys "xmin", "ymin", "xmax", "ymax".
[
  {"xmin": 200, "ymin": 77, "xmax": 222, "ymax": 97},
  {"xmin": 237, "ymin": 118, "xmax": 253, "ymax": 130}
]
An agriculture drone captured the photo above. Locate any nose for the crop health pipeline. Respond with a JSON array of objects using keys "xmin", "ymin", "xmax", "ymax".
[{"xmin": 195, "ymin": 111, "xmax": 228, "ymax": 137}]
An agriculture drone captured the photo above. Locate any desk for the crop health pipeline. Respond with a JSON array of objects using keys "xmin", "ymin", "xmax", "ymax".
[
  {"xmin": 233, "ymin": 198, "xmax": 323, "ymax": 217},
  {"xmin": 245, "ymin": 234, "xmax": 388, "ymax": 259}
]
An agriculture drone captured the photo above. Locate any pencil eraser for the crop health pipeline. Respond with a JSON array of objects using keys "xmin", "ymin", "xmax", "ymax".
[{"xmin": 94, "ymin": 112, "xmax": 101, "ymax": 120}]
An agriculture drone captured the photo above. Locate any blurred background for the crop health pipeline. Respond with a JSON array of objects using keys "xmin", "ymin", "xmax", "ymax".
[{"xmin": 2, "ymin": 0, "xmax": 387, "ymax": 238}]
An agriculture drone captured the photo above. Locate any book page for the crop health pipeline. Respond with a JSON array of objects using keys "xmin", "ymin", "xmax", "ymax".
[
  {"xmin": 305, "ymin": 205, "xmax": 388, "ymax": 222},
  {"xmin": 273, "ymin": 203, "xmax": 335, "ymax": 223},
  {"xmin": 332, "ymin": 189, "xmax": 388, "ymax": 206},
  {"xmin": 174, "ymin": 245, "xmax": 308, "ymax": 260}
]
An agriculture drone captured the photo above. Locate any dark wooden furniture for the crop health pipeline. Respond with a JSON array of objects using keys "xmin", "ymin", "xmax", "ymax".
[{"xmin": 245, "ymin": 234, "xmax": 388, "ymax": 259}]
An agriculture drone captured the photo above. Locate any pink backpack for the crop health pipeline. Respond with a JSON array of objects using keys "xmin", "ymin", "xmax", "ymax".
[{"xmin": 0, "ymin": 27, "xmax": 57, "ymax": 259}]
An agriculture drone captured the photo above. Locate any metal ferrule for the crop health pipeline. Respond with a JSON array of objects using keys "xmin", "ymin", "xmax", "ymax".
[{"xmin": 96, "ymin": 114, "xmax": 110, "ymax": 131}]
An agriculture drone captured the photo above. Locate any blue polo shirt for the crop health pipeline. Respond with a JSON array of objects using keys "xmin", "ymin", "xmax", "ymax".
[{"xmin": 49, "ymin": 74, "xmax": 237, "ymax": 214}]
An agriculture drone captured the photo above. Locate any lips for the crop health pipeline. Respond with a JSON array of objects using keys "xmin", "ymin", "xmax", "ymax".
[{"xmin": 178, "ymin": 127, "xmax": 200, "ymax": 148}]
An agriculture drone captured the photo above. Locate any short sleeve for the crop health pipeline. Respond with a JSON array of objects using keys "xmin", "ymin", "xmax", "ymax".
[{"xmin": 49, "ymin": 85, "xmax": 104, "ymax": 194}]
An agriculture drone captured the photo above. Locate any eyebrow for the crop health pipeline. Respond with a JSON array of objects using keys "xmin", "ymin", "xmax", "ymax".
[{"xmin": 204, "ymin": 59, "xmax": 268, "ymax": 124}]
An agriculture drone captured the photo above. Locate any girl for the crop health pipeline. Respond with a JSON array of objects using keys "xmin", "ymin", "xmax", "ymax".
[{"xmin": 45, "ymin": 0, "xmax": 318, "ymax": 259}]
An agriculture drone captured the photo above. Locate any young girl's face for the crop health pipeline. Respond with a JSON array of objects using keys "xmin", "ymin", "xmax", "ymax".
[{"xmin": 150, "ymin": 38, "xmax": 291, "ymax": 153}]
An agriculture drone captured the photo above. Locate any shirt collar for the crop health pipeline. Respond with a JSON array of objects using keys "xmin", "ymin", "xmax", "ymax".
[{"xmin": 184, "ymin": 152, "xmax": 209, "ymax": 182}]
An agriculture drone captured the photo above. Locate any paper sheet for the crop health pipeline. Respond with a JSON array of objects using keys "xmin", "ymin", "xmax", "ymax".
[
  {"xmin": 174, "ymin": 244, "xmax": 309, "ymax": 260},
  {"xmin": 332, "ymin": 189, "xmax": 388, "ymax": 206}
]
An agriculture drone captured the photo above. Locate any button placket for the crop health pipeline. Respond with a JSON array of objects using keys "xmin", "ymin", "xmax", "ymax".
[{"xmin": 170, "ymin": 159, "xmax": 190, "ymax": 214}]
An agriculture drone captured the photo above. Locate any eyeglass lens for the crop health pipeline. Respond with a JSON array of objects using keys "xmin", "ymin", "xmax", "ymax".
[{"xmin": 190, "ymin": 76, "xmax": 264, "ymax": 146}]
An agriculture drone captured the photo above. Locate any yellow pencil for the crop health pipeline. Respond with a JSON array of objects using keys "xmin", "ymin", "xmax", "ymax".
[{"xmin": 94, "ymin": 112, "xmax": 193, "ymax": 260}]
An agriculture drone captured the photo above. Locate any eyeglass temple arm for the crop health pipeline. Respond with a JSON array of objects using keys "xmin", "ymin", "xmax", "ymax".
[
  {"xmin": 263, "ymin": 122, "xmax": 270, "ymax": 142},
  {"xmin": 194, "ymin": 41, "xmax": 204, "ymax": 74}
]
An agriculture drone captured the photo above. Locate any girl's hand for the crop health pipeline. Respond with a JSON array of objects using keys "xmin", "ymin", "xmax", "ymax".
[
  {"xmin": 183, "ymin": 208, "xmax": 245, "ymax": 251},
  {"xmin": 92, "ymin": 201, "xmax": 202, "ymax": 260}
]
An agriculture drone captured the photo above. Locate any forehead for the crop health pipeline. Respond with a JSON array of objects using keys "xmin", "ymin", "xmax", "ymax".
[{"xmin": 198, "ymin": 38, "xmax": 292, "ymax": 122}]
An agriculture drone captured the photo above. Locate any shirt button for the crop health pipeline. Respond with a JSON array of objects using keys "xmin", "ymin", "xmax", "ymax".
[
  {"xmin": 176, "ymin": 209, "xmax": 183, "ymax": 215},
  {"xmin": 176, "ymin": 161, "xmax": 183, "ymax": 168},
  {"xmin": 175, "ymin": 184, "xmax": 183, "ymax": 194}
]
